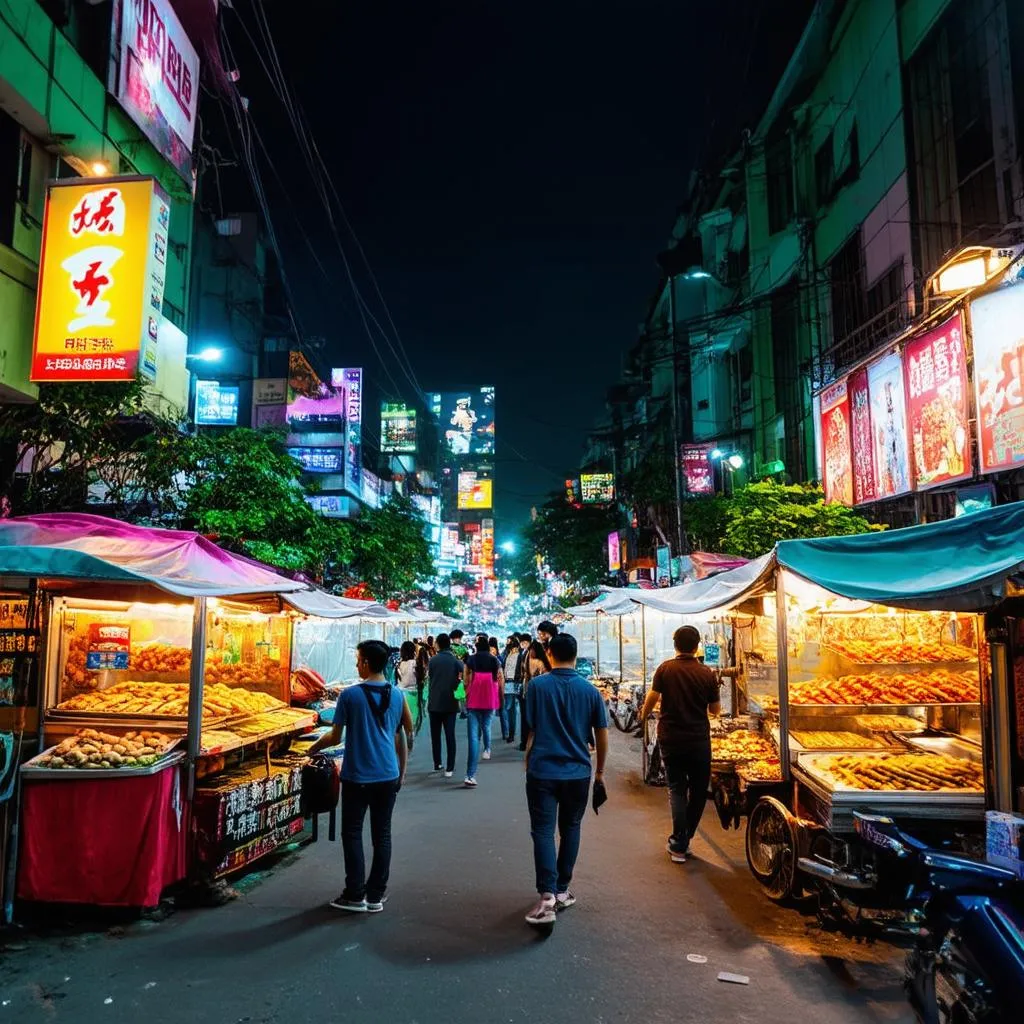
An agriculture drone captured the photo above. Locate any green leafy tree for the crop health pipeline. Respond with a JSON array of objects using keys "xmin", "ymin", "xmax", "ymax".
[
  {"xmin": 427, "ymin": 592, "xmax": 458, "ymax": 618},
  {"xmin": 523, "ymin": 493, "xmax": 623, "ymax": 590},
  {"xmin": 346, "ymin": 493, "xmax": 433, "ymax": 600},
  {"xmin": 620, "ymin": 444, "xmax": 677, "ymax": 547}
]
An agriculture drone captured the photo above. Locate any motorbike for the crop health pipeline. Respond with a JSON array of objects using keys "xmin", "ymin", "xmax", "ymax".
[
  {"xmin": 607, "ymin": 681, "xmax": 644, "ymax": 734},
  {"xmin": 810, "ymin": 812, "xmax": 1024, "ymax": 1023}
]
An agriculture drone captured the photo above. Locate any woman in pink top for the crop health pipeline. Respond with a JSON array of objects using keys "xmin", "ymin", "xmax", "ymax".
[{"xmin": 463, "ymin": 636, "xmax": 501, "ymax": 787}]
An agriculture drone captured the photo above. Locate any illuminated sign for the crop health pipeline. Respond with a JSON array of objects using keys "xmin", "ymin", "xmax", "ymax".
[
  {"xmin": 287, "ymin": 447, "xmax": 344, "ymax": 474},
  {"xmin": 334, "ymin": 368, "xmax": 363, "ymax": 495},
  {"xmin": 680, "ymin": 446, "xmax": 713, "ymax": 495},
  {"xmin": 971, "ymin": 284, "xmax": 1024, "ymax": 473},
  {"xmin": 607, "ymin": 532, "xmax": 621, "ymax": 572},
  {"xmin": 440, "ymin": 523, "xmax": 460, "ymax": 561},
  {"xmin": 305, "ymin": 495, "xmax": 351, "ymax": 518},
  {"xmin": 457, "ymin": 471, "xmax": 493, "ymax": 509},
  {"xmin": 31, "ymin": 177, "xmax": 169, "ymax": 382},
  {"xmin": 381, "ymin": 402, "xmax": 417, "ymax": 453},
  {"xmin": 287, "ymin": 382, "xmax": 344, "ymax": 430},
  {"xmin": 849, "ymin": 368, "xmax": 875, "ymax": 504},
  {"xmin": 110, "ymin": 0, "xmax": 200, "ymax": 183},
  {"xmin": 565, "ymin": 478, "xmax": 580, "ymax": 504},
  {"xmin": 481, "ymin": 519, "xmax": 495, "ymax": 578},
  {"xmin": 431, "ymin": 388, "xmax": 495, "ymax": 455},
  {"xmin": 580, "ymin": 473, "xmax": 615, "ymax": 503},
  {"xmin": 361, "ymin": 470, "xmax": 382, "ymax": 509},
  {"xmin": 819, "ymin": 379, "xmax": 853, "ymax": 504},
  {"xmin": 867, "ymin": 352, "xmax": 911, "ymax": 498},
  {"xmin": 194, "ymin": 380, "xmax": 239, "ymax": 426}
]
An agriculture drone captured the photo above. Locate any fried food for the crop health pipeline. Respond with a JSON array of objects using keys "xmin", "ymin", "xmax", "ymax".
[
  {"xmin": 790, "ymin": 670, "xmax": 978, "ymax": 705},
  {"xmin": 711, "ymin": 731, "xmax": 777, "ymax": 763},
  {"xmin": 34, "ymin": 728, "xmax": 177, "ymax": 769},
  {"xmin": 56, "ymin": 681, "xmax": 286, "ymax": 719},
  {"xmin": 817, "ymin": 752, "xmax": 983, "ymax": 792},
  {"xmin": 791, "ymin": 730, "xmax": 886, "ymax": 750},
  {"xmin": 825, "ymin": 640, "xmax": 976, "ymax": 664}
]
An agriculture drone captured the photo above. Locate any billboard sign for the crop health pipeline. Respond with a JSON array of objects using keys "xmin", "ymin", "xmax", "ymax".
[
  {"xmin": 904, "ymin": 313, "xmax": 970, "ymax": 489},
  {"xmin": 287, "ymin": 447, "xmax": 344, "ymax": 474},
  {"xmin": 335, "ymin": 368, "xmax": 363, "ymax": 495},
  {"xmin": 110, "ymin": 0, "xmax": 200, "ymax": 183},
  {"xmin": 431, "ymin": 387, "xmax": 495, "ymax": 455},
  {"xmin": 457, "ymin": 471, "xmax": 493, "ymax": 510},
  {"xmin": 380, "ymin": 402, "xmax": 417, "ymax": 453},
  {"xmin": 194, "ymin": 380, "xmax": 239, "ymax": 426},
  {"xmin": 440, "ymin": 524, "xmax": 460, "ymax": 561},
  {"xmin": 819, "ymin": 378, "xmax": 853, "ymax": 504},
  {"xmin": 607, "ymin": 531, "xmax": 621, "ymax": 572},
  {"xmin": 848, "ymin": 367, "xmax": 875, "ymax": 504},
  {"xmin": 31, "ymin": 177, "xmax": 169, "ymax": 382},
  {"xmin": 971, "ymin": 284, "xmax": 1024, "ymax": 473},
  {"xmin": 481, "ymin": 519, "xmax": 495, "ymax": 578},
  {"xmin": 287, "ymin": 381, "xmax": 344, "ymax": 430},
  {"xmin": 361, "ymin": 469, "xmax": 382, "ymax": 509},
  {"xmin": 305, "ymin": 495, "xmax": 351, "ymax": 518},
  {"xmin": 253, "ymin": 378, "xmax": 286, "ymax": 405},
  {"xmin": 867, "ymin": 352, "xmax": 911, "ymax": 498},
  {"xmin": 681, "ymin": 445, "xmax": 714, "ymax": 495},
  {"xmin": 580, "ymin": 473, "xmax": 615, "ymax": 503},
  {"xmin": 564, "ymin": 478, "xmax": 580, "ymax": 504}
]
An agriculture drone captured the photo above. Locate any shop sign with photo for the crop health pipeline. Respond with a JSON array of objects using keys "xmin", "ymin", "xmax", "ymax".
[
  {"xmin": 681, "ymin": 444, "xmax": 714, "ymax": 495},
  {"xmin": 867, "ymin": 351, "xmax": 912, "ymax": 499},
  {"xmin": 85, "ymin": 623, "xmax": 130, "ymax": 671},
  {"xmin": 903, "ymin": 313, "xmax": 970, "ymax": 489},
  {"xmin": 819, "ymin": 378, "xmax": 853, "ymax": 504},
  {"xmin": 848, "ymin": 368, "xmax": 875, "ymax": 505},
  {"xmin": 970, "ymin": 283, "xmax": 1024, "ymax": 473}
]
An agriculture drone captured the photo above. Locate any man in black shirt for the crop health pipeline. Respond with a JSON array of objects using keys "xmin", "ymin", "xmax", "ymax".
[
  {"xmin": 640, "ymin": 625, "xmax": 721, "ymax": 862},
  {"xmin": 427, "ymin": 633, "xmax": 464, "ymax": 777}
]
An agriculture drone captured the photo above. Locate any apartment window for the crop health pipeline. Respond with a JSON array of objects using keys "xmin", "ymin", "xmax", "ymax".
[
  {"xmin": 829, "ymin": 232, "xmax": 867, "ymax": 345},
  {"xmin": 815, "ymin": 121, "xmax": 860, "ymax": 205},
  {"xmin": 766, "ymin": 135, "xmax": 793, "ymax": 235},
  {"xmin": 0, "ymin": 112, "xmax": 18, "ymax": 247},
  {"xmin": 770, "ymin": 283, "xmax": 805, "ymax": 479},
  {"xmin": 867, "ymin": 260, "xmax": 906, "ymax": 319}
]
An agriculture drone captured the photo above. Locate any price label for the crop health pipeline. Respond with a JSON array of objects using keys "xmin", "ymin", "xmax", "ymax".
[{"xmin": 703, "ymin": 643, "xmax": 721, "ymax": 668}]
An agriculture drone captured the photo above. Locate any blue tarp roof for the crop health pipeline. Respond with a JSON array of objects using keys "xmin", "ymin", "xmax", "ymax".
[{"xmin": 776, "ymin": 501, "xmax": 1024, "ymax": 611}]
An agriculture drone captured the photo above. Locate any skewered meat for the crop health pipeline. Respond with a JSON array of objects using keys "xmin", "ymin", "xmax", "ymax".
[{"xmin": 816, "ymin": 752, "xmax": 983, "ymax": 792}]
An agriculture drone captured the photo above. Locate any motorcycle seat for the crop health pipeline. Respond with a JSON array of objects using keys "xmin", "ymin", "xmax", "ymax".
[{"xmin": 922, "ymin": 850, "xmax": 1020, "ymax": 886}]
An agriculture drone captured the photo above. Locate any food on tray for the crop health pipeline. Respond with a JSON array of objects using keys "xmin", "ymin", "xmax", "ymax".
[
  {"xmin": 738, "ymin": 758, "xmax": 783, "ymax": 782},
  {"xmin": 825, "ymin": 639, "xmax": 976, "ymax": 664},
  {"xmin": 34, "ymin": 728, "xmax": 177, "ymax": 770},
  {"xmin": 205, "ymin": 660, "xmax": 284, "ymax": 686},
  {"xmin": 711, "ymin": 731, "xmax": 777, "ymax": 763},
  {"xmin": 816, "ymin": 752, "xmax": 984, "ymax": 792},
  {"xmin": 56, "ymin": 681, "xmax": 287, "ymax": 719},
  {"xmin": 854, "ymin": 714, "xmax": 924, "ymax": 733},
  {"xmin": 130, "ymin": 642, "xmax": 191, "ymax": 673},
  {"xmin": 791, "ymin": 730, "xmax": 886, "ymax": 750},
  {"xmin": 199, "ymin": 729, "xmax": 242, "ymax": 752},
  {"xmin": 790, "ymin": 670, "xmax": 978, "ymax": 705}
]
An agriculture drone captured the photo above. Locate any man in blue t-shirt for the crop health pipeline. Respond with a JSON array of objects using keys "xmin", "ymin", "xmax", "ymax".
[
  {"xmin": 523, "ymin": 632, "xmax": 608, "ymax": 927},
  {"xmin": 308, "ymin": 639, "xmax": 413, "ymax": 913}
]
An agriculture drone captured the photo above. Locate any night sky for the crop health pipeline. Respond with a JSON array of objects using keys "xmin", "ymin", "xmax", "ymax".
[{"xmin": 224, "ymin": 0, "xmax": 814, "ymax": 534}]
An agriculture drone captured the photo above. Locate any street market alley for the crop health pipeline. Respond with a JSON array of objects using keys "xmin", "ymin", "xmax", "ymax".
[{"xmin": 1, "ymin": 730, "xmax": 911, "ymax": 1024}]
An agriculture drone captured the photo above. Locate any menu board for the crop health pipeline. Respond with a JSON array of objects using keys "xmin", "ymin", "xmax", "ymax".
[
  {"xmin": 867, "ymin": 352, "xmax": 911, "ymax": 498},
  {"xmin": 904, "ymin": 313, "xmax": 970, "ymax": 489},
  {"xmin": 971, "ymin": 284, "xmax": 1024, "ymax": 474},
  {"xmin": 848, "ymin": 368, "xmax": 875, "ymax": 505},
  {"xmin": 820, "ymin": 379, "xmax": 853, "ymax": 504}
]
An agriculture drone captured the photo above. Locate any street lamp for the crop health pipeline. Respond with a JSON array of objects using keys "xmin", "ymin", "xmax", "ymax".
[
  {"xmin": 500, "ymin": 541, "xmax": 516, "ymax": 555},
  {"xmin": 188, "ymin": 347, "xmax": 223, "ymax": 363}
]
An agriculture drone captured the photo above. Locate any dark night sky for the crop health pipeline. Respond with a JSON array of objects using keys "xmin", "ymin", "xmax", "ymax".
[{"xmin": 224, "ymin": 0, "xmax": 814, "ymax": 535}]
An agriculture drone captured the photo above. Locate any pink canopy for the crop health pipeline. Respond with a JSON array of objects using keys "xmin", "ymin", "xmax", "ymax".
[{"xmin": 0, "ymin": 513, "xmax": 305, "ymax": 598}]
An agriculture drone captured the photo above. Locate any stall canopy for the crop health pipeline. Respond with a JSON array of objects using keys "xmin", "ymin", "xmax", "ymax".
[
  {"xmin": 776, "ymin": 501, "xmax": 1024, "ymax": 611},
  {"xmin": 624, "ymin": 553, "xmax": 776, "ymax": 616},
  {"xmin": 562, "ymin": 591, "xmax": 638, "ymax": 618},
  {"xmin": 0, "ymin": 514, "xmax": 305, "ymax": 598},
  {"xmin": 282, "ymin": 589, "xmax": 392, "ymax": 619}
]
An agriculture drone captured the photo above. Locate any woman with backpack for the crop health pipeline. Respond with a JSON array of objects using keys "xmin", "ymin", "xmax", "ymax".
[{"xmin": 463, "ymin": 636, "xmax": 501, "ymax": 788}]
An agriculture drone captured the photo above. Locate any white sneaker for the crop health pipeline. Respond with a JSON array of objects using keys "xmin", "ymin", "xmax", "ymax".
[
  {"xmin": 525, "ymin": 894, "xmax": 557, "ymax": 926},
  {"xmin": 444, "ymin": 770, "xmax": 453, "ymax": 778},
  {"xmin": 482, "ymin": 750, "xmax": 491, "ymax": 760},
  {"xmin": 555, "ymin": 891, "xmax": 576, "ymax": 910},
  {"xmin": 464, "ymin": 776, "xmax": 478, "ymax": 787}
]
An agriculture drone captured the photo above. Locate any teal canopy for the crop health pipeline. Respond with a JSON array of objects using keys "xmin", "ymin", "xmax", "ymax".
[
  {"xmin": 776, "ymin": 502, "xmax": 1024, "ymax": 611},
  {"xmin": 0, "ymin": 545, "xmax": 162, "ymax": 588}
]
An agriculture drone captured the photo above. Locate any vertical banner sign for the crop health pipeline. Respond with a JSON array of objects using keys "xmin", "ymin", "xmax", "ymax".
[
  {"xmin": 970, "ymin": 284, "xmax": 1024, "ymax": 474},
  {"xmin": 655, "ymin": 546, "xmax": 671, "ymax": 583},
  {"xmin": 867, "ymin": 352, "xmax": 912, "ymax": 498},
  {"xmin": 607, "ymin": 531, "xmax": 621, "ymax": 572},
  {"xmin": 903, "ymin": 313, "xmax": 970, "ymax": 489},
  {"xmin": 681, "ymin": 444, "xmax": 714, "ymax": 494},
  {"xmin": 848, "ymin": 368, "xmax": 875, "ymax": 504},
  {"xmin": 819, "ymin": 379, "xmax": 853, "ymax": 505},
  {"xmin": 481, "ymin": 520, "xmax": 495, "ymax": 579},
  {"xmin": 333, "ymin": 368, "xmax": 363, "ymax": 496},
  {"xmin": 31, "ymin": 177, "xmax": 169, "ymax": 382}
]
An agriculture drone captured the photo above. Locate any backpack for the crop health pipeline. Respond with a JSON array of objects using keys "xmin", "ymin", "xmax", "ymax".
[{"xmin": 301, "ymin": 754, "xmax": 340, "ymax": 816}]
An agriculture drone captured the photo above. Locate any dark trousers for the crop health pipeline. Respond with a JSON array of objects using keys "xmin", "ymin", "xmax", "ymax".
[
  {"xmin": 662, "ymin": 745, "xmax": 712, "ymax": 853},
  {"xmin": 501, "ymin": 693, "xmax": 519, "ymax": 740},
  {"xmin": 517, "ymin": 696, "xmax": 530, "ymax": 750},
  {"xmin": 429, "ymin": 710, "xmax": 457, "ymax": 771},
  {"xmin": 341, "ymin": 779, "xmax": 399, "ymax": 901},
  {"xmin": 525, "ymin": 775, "xmax": 591, "ymax": 895}
]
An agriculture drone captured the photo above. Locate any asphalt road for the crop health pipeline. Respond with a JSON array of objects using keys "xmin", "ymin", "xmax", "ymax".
[{"xmin": 1, "ymin": 727, "xmax": 913, "ymax": 1023}]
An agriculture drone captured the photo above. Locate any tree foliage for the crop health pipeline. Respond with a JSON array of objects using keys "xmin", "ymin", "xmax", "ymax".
[
  {"xmin": 619, "ymin": 444, "xmax": 676, "ymax": 546},
  {"xmin": 345, "ymin": 493, "xmax": 434, "ymax": 600},
  {"xmin": 685, "ymin": 481, "xmax": 883, "ymax": 559}
]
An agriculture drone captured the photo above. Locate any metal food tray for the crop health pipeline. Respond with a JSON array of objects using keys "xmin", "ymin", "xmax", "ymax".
[
  {"xmin": 902, "ymin": 734, "xmax": 983, "ymax": 764},
  {"xmin": 21, "ymin": 751, "xmax": 186, "ymax": 781},
  {"xmin": 796, "ymin": 751, "xmax": 984, "ymax": 796},
  {"xmin": 47, "ymin": 708, "xmax": 230, "ymax": 728},
  {"xmin": 200, "ymin": 709, "xmax": 316, "ymax": 756},
  {"xmin": 789, "ymin": 702, "xmax": 979, "ymax": 717}
]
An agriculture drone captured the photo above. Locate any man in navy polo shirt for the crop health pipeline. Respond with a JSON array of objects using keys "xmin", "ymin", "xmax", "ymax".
[{"xmin": 523, "ymin": 632, "xmax": 608, "ymax": 927}]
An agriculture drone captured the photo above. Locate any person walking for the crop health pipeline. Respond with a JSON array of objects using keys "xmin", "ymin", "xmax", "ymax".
[
  {"xmin": 449, "ymin": 629, "xmax": 469, "ymax": 660},
  {"xmin": 414, "ymin": 641, "xmax": 432, "ymax": 734},
  {"xmin": 427, "ymin": 633, "xmax": 463, "ymax": 777},
  {"xmin": 396, "ymin": 641, "xmax": 420, "ymax": 714},
  {"xmin": 537, "ymin": 620, "xmax": 559, "ymax": 651},
  {"xmin": 519, "ymin": 639, "xmax": 551, "ymax": 752},
  {"xmin": 639, "ymin": 625, "xmax": 721, "ymax": 863},
  {"xmin": 523, "ymin": 632, "xmax": 608, "ymax": 928},
  {"xmin": 463, "ymin": 636, "xmax": 501, "ymax": 787},
  {"xmin": 307, "ymin": 639, "xmax": 412, "ymax": 913},
  {"xmin": 502, "ymin": 633, "xmax": 525, "ymax": 744}
]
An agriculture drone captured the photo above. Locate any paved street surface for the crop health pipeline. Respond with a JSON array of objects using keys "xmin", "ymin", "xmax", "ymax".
[{"xmin": 1, "ymin": 729, "xmax": 912, "ymax": 1023}]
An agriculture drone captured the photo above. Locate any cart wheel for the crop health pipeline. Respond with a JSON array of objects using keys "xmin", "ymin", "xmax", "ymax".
[{"xmin": 746, "ymin": 796, "xmax": 798, "ymax": 901}]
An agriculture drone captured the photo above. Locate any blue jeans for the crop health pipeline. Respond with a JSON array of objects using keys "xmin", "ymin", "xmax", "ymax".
[
  {"xmin": 525, "ymin": 775, "xmax": 591, "ymax": 895},
  {"xmin": 501, "ymin": 692, "xmax": 519, "ymax": 740},
  {"xmin": 465, "ymin": 709, "xmax": 493, "ymax": 777}
]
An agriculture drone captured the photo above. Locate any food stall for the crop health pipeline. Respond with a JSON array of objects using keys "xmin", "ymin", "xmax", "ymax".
[{"xmin": 0, "ymin": 514, "xmax": 319, "ymax": 908}]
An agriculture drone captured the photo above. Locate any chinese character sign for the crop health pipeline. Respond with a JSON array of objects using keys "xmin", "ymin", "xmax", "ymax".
[
  {"xmin": 903, "ymin": 313, "xmax": 970, "ymax": 488},
  {"xmin": 848, "ymin": 368, "xmax": 875, "ymax": 504},
  {"xmin": 607, "ymin": 531, "xmax": 621, "ymax": 572},
  {"xmin": 681, "ymin": 445, "xmax": 714, "ymax": 495},
  {"xmin": 867, "ymin": 352, "xmax": 911, "ymax": 498},
  {"xmin": 334, "ymin": 368, "xmax": 363, "ymax": 496},
  {"xmin": 970, "ymin": 284, "xmax": 1024, "ymax": 474},
  {"xmin": 195, "ymin": 381, "xmax": 240, "ymax": 426},
  {"xmin": 380, "ymin": 402, "xmax": 417, "ymax": 453},
  {"xmin": 580, "ymin": 473, "xmax": 615, "ymax": 503},
  {"xmin": 481, "ymin": 520, "xmax": 495, "ymax": 579},
  {"xmin": 31, "ymin": 177, "xmax": 169, "ymax": 382},
  {"xmin": 819, "ymin": 379, "xmax": 853, "ymax": 504},
  {"xmin": 287, "ymin": 447, "xmax": 344, "ymax": 474},
  {"xmin": 113, "ymin": 0, "xmax": 201, "ymax": 183}
]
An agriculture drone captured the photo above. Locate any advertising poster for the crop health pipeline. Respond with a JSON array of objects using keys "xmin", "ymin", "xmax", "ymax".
[
  {"xmin": 848, "ymin": 368, "xmax": 875, "ymax": 505},
  {"xmin": 195, "ymin": 381, "xmax": 240, "ymax": 426},
  {"xmin": 287, "ymin": 447, "xmax": 344, "ymax": 474},
  {"xmin": 440, "ymin": 524, "xmax": 460, "ymax": 562},
  {"xmin": 463, "ymin": 522, "xmax": 482, "ymax": 568},
  {"xmin": 903, "ymin": 313, "xmax": 970, "ymax": 489},
  {"xmin": 31, "ymin": 177, "xmax": 169, "ymax": 382},
  {"xmin": 287, "ymin": 381, "xmax": 343, "ymax": 430},
  {"xmin": 457, "ymin": 471, "xmax": 493, "ymax": 510},
  {"xmin": 867, "ymin": 352, "xmax": 912, "ymax": 498},
  {"xmin": 481, "ymin": 520, "xmax": 495, "ymax": 578},
  {"xmin": 971, "ymin": 284, "xmax": 1024, "ymax": 473},
  {"xmin": 580, "ymin": 473, "xmax": 615, "ymax": 503},
  {"xmin": 334, "ymin": 368, "xmax": 363, "ymax": 496},
  {"xmin": 431, "ymin": 387, "xmax": 495, "ymax": 456},
  {"xmin": 655, "ymin": 546, "xmax": 671, "ymax": 583},
  {"xmin": 86, "ymin": 623, "xmax": 131, "ymax": 671},
  {"xmin": 110, "ymin": 0, "xmax": 200, "ymax": 183},
  {"xmin": 607, "ymin": 532, "xmax": 621, "ymax": 572},
  {"xmin": 252, "ymin": 378, "xmax": 286, "ymax": 428},
  {"xmin": 564, "ymin": 478, "xmax": 580, "ymax": 504},
  {"xmin": 819, "ymin": 378, "xmax": 853, "ymax": 505},
  {"xmin": 380, "ymin": 403, "xmax": 417, "ymax": 453},
  {"xmin": 681, "ymin": 445, "xmax": 714, "ymax": 495}
]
